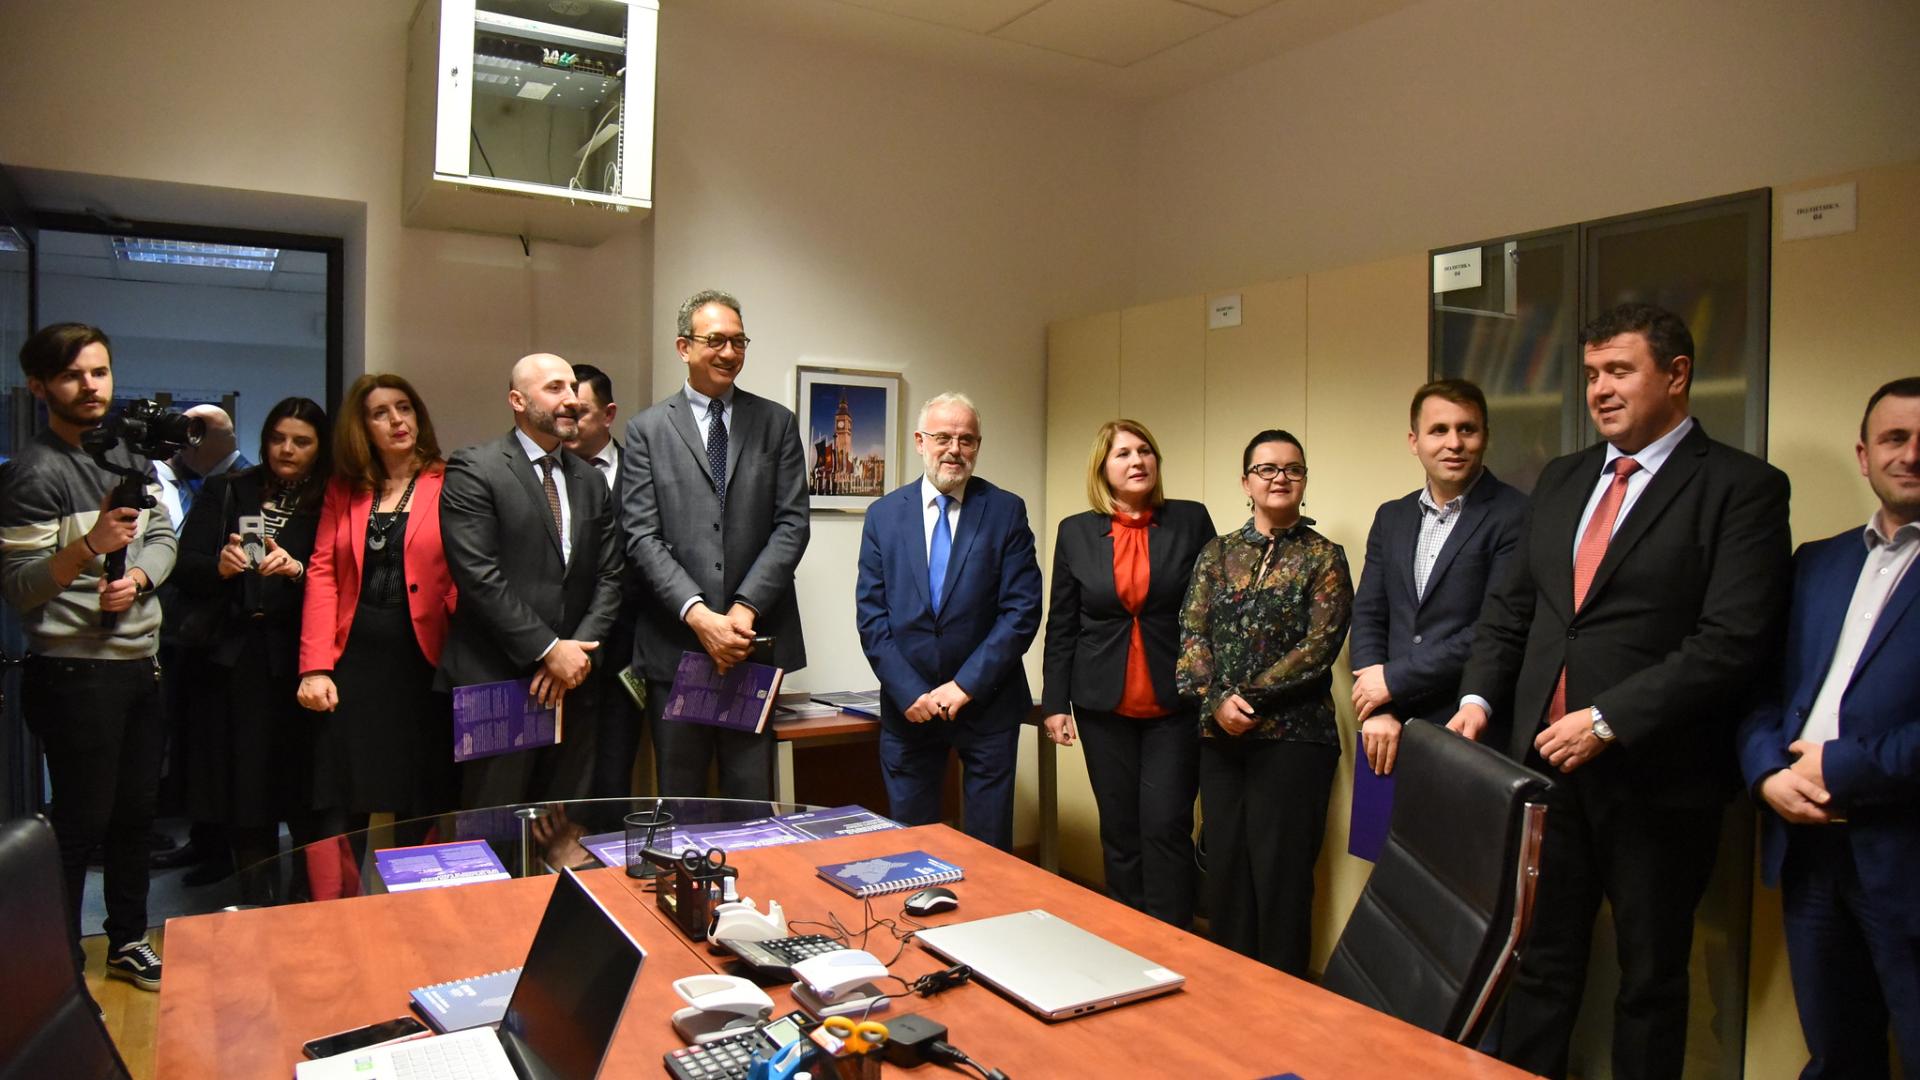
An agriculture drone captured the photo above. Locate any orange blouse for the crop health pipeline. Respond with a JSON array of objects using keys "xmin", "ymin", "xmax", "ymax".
[{"xmin": 1112, "ymin": 511, "xmax": 1167, "ymax": 718}]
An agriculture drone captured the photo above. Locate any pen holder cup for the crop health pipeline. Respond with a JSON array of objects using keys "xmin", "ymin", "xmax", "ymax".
[{"xmin": 623, "ymin": 808, "xmax": 675, "ymax": 879}]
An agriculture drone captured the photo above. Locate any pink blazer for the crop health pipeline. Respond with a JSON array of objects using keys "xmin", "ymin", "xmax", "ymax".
[{"xmin": 299, "ymin": 467, "xmax": 458, "ymax": 673}]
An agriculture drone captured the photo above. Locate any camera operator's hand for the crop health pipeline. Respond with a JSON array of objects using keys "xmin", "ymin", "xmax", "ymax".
[
  {"xmin": 219, "ymin": 533, "xmax": 251, "ymax": 579},
  {"xmin": 256, "ymin": 537, "xmax": 303, "ymax": 579},
  {"xmin": 98, "ymin": 574, "xmax": 140, "ymax": 613},
  {"xmin": 86, "ymin": 488, "xmax": 141, "ymax": 556},
  {"xmin": 298, "ymin": 673, "xmax": 339, "ymax": 712}
]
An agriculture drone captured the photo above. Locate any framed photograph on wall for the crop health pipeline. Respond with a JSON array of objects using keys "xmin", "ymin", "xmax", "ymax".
[{"xmin": 795, "ymin": 365, "xmax": 902, "ymax": 512}]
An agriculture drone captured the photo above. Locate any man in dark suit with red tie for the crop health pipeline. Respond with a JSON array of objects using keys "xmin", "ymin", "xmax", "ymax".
[
  {"xmin": 1738, "ymin": 377, "xmax": 1920, "ymax": 1079},
  {"xmin": 1449, "ymin": 303, "xmax": 1792, "ymax": 1079}
]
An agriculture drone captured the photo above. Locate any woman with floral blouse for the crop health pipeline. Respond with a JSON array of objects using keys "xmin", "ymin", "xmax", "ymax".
[{"xmin": 1178, "ymin": 428, "xmax": 1353, "ymax": 975}]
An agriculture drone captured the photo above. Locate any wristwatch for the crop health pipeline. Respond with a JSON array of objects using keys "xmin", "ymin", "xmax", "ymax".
[{"xmin": 1590, "ymin": 705, "xmax": 1616, "ymax": 743}]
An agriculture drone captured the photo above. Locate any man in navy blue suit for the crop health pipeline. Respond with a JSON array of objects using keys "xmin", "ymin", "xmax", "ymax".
[
  {"xmin": 856, "ymin": 392, "xmax": 1041, "ymax": 850},
  {"xmin": 1349, "ymin": 378, "xmax": 1528, "ymax": 777},
  {"xmin": 1739, "ymin": 376, "xmax": 1920, "ymax": 1079}
]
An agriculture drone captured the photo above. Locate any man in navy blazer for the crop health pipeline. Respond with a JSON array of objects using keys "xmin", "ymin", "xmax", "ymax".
[
  {"xmin": 1349, "ymin": 378, "xmax": 1527, "ymax": 776},
  {"xmin": 1738, "ymin": 377, "xmax": 1920, "ymax": 1079},
  {"xmin": 856, "ymin": 392, "xmax": 1042, "ymax": 850}
]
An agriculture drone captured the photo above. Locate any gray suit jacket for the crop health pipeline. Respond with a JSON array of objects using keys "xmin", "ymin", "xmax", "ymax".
[
  {"xmin": 619, "ymin": 386, "xmax": 810, "ymax": 681},
  {"xmin": 437, "ymin": 430, "xmax": 624, "ymax": 690}
]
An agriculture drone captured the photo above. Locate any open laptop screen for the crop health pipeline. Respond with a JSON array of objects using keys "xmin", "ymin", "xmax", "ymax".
[{"xmin": 500, "ymin": 869, "xmax": 646, "ymax": 1080}]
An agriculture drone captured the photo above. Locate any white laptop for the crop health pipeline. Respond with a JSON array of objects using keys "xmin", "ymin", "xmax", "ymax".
[
  {"xmin": 296, "ymin": 867, "xmax": 645, "ymax": 1080},
  {"xmin": 914, "ymin": 909, "xmax": 1184, "ymax": 1020}
]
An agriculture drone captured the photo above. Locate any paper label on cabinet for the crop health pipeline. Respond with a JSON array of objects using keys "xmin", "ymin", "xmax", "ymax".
[
  {"xmin": 1781, "ymin": 183, "xmax": 1856, "ymax": 241},
  {"xmin": 1207, "ymin": 293, "xmax": 1242, "ymax": 329},
  {"xmin": 1432, "ymin": 248, "xmax": 1482, "ymax": 292}
]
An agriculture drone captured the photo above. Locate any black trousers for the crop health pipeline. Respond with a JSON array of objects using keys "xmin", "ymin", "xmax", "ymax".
[
  {"xmin": 648, "ymin": 678, "xmax": 774, "ymax": 800},
  {"xmin": 1780, "ymin": 826, "xmax": 1920, "ymax": 1080},
  {"xmin": 23, "ymin": 655, "xmax": 164, "ymax": 951},
  {"xmin": 587, "ymin": 633, "xmax": 644, "ymax": 798},
  {"xmin": 1077, "ymin": 707, "xmax": 1199, "ymax": 927},
  {"xmin": 1199, "ymin": 737, "xmax": 1337, "ymax": 976},
  {"xmin": 1495, "ymin": 756, "xmax": 1723, "ymax": 1080}
]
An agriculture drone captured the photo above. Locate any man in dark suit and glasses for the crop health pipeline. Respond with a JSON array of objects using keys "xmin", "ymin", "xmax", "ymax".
[
  {"xmin": 1448, "ymin": 303, "xmax": 1792, "ymax": 1079},
  {"xmin": 1739, "ymin": 377, "xmax": 1920, "ymax": 1080},
  {"xmin": 620, "ymin": 290, "xmax": 810, "ymax": 799},
  {"xmin": 1349, "ymin": 378, "xmax": 1527, "ymax": 777}
]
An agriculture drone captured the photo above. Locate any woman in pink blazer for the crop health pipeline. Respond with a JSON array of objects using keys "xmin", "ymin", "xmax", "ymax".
[{"xmin": 299, "ymin": 373, "xmax": 459, "ymax": 834}]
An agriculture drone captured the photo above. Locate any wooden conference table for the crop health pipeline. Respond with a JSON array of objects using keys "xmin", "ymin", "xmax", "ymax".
[{"xmin": 157, "ymin": 825, "xmax": 1532, "ymax": 1079}]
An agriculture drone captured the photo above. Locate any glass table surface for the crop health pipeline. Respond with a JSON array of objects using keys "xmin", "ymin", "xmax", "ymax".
[{"xmin": 215, "ymin": 797, "xmax": 835, "ymax": 909}]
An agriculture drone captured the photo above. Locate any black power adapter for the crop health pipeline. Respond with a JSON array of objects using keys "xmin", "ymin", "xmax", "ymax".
[
  {"xmin": 880, "ymin": 1014, "xmax": 951, "ymax": 1067},
  {"xmin": 880, "ymin": 1014, "xmax": 1011, "ymax": 1079}
]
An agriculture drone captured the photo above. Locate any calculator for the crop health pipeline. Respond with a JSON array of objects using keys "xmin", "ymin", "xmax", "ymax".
[
  {"xmin": 715, "ymin": 934, "xmax": 849, "ymax": 979},
  {"xmin": 663, "ymin": 1011, "xmax": 811, "ymax": 1080}
]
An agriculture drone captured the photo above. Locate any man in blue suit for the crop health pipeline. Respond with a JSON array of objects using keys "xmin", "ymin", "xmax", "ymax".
[
  {"xmin": 856, "ymin": 392, "xmax": 1042, "ymax": 850},
  {"xmin": 1739, "ymin": 376, "xmax": 1920, "ymax": 1079},
  {"xmin": 1349, "ymin": 379, "xmax": 1528, "ymax": 777}
]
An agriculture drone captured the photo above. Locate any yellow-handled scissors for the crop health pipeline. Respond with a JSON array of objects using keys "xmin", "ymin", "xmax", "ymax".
[{"xmin": 821, "ymin": 1016, "xmax": 888, "ymax": 1055}]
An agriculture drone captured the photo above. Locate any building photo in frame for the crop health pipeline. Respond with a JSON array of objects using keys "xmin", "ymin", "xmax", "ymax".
[{"xmin": 796, "ymin": 365, "xmax": 901, "ymax": 512}]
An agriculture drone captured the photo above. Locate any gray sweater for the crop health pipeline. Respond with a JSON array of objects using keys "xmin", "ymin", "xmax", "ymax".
[{"xmin": 0, "ymin": 429, "xmax": 177, "ymax": 659}]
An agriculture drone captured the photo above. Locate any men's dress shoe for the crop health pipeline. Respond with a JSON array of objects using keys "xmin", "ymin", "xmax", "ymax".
[{"xmin": 151, "ymin": 840, "xmax": 204, "ymax": 869}]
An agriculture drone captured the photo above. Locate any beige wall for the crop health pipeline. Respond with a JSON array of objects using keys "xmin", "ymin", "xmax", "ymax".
[{"xmin": 1128, "ymin": 0, "xmax": 1920, "ymax": 303}]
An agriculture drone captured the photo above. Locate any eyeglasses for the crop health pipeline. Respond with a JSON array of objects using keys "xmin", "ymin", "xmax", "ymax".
[
  {"xmin": 682, "ymin": 333, "xmax": 751, "ymax": 353},
  {"xmin": 1245, "ymin": 463, "xmax": 1308, "ymax": 482},
  {"xmin": 917, "ymin": 431, "xmax": 980, "ymax": 452}
]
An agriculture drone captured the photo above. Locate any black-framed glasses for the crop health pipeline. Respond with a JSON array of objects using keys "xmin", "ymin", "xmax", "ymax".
[
  {"xmin": 681, "ymin": 333, "xmax": 751, "ymax": 352},
  {"xmin": 917, "ymin": 431, "xmax": 980, "ymax": 452},
  {"xmin": 1245, "ymin": 463, "xmax": 1308, "ymax": 482}
]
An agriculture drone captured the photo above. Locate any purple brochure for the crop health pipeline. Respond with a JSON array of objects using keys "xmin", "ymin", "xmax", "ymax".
[
  {"xmin": 375, "ymin": 839, "xmax": 510, "ymax": 891},
  {"xmin": 452, "ymin": 677, "xmax": 560, "ymax": 762}
]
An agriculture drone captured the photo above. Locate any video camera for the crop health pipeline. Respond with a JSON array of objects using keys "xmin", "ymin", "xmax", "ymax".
[{"xmin": 80, "ymin": 399, "xmax": 205, "ymax": 628}]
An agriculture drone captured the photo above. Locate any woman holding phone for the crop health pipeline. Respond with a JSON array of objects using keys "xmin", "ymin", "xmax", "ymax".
[{"xmin": 174, "ymin": 397, "xmax": 330, "ymax": 895}]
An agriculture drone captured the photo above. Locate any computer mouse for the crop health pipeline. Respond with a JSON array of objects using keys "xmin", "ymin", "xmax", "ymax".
[{"xmin": 904, "ymin": 886, "xmax": 959, "ymax": 917}]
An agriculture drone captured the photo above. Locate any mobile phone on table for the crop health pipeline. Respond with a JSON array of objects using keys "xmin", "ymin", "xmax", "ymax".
[{"xmin": 301, "ymin": 1015, "xmax": 431, "ymax": 1059}]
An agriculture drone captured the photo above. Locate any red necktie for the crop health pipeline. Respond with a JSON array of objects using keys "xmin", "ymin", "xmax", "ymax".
[{"xmin": 1548, "ymin": 456, "xmax": 1641, "ymax": 722}]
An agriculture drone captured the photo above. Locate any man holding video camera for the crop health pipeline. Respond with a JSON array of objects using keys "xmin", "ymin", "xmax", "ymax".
[{"xmin": 0, "ymin": 322, "xmax": 181, "ymax": 991}]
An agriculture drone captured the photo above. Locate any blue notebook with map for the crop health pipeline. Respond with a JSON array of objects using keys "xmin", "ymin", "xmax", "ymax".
[{"xmin": 815, "ymin": 849, "xmax": 964, "ymax": 898}]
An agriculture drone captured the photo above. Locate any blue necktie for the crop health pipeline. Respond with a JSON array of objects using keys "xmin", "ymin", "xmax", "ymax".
[
  {"xmin": 705, "ymin": 396, "xmax": 728, "ymax": 506},
  {"xmin": 929, "ymin": 493, "xmax": 952, "ymax": 613}
]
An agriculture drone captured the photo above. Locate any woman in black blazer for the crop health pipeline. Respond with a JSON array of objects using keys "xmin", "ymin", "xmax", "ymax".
[
  {"xmin": 174, "ymin": 397, "xmax": 330, "ymax": 900},
  {"xmin": 1041, "ymin": 419, "xmax": 1216, "ymax": 927}
]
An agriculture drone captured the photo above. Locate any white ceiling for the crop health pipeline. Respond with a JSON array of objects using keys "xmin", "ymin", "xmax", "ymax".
[
  {"xmin": 673, "ymin": 0, "xmax": 1421, "ymax": 100},
  {"xmin": 36, "ymin": 229, "xmax": 328, "ymax": 294}
]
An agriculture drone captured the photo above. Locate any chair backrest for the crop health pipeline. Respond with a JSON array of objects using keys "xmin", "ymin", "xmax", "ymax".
[
  {"xmin": 0, "ymin": 816, "xmax": 132, "ymax": 1080},
  {"xmin": 1320, "ymin": 720, "xmax": 1552, "ymax": 1043}
]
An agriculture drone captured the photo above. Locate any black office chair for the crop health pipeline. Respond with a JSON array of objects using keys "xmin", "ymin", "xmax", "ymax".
[
  {"xmin": 0, "ymin": 815, "xmax": 133, "ymax": 1080},
  {"xmin": 1321, "ymin": 720, "xmax": 1552, "ymax": 1044}
]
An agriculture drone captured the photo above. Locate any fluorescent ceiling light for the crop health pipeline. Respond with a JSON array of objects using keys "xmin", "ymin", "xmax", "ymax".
[{"xmin": 112, "ymin": 236, "xmax": 279, "ymax": 271}]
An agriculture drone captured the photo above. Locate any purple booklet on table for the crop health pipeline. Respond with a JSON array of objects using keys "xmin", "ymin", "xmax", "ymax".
[
  {"xmin": 375, "ymin": 839, "xmax": 510, "ymax": 891},
  {"xmin": 452, "ymin": 677, "xmax": 561, "ymax": 763},
  {"xmin": 661, "ymin": 651, "xmax": 783, "ymax": 734}
]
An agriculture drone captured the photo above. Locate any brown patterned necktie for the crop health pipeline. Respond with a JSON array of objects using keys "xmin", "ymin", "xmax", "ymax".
[
  {"xmin": 1548, "ymin": 456, "xmax": 1641, "ymax": 722},
  {"xmin": 538, "ymin": 454, "xmax": 564, "ymax": 550}
]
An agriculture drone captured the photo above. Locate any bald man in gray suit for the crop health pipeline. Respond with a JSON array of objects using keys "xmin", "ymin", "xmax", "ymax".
[{"xmin": 620, "ymin": 290, "xmax": 810, "ymax": 799}]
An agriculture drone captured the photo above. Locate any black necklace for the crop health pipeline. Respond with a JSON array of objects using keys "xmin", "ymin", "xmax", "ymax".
[{"xmin": 367, "ymin": 469, "xmax": 421, "ymax": 552}]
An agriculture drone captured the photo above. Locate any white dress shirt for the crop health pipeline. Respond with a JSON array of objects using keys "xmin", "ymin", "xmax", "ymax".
[
  {"xmin": 1799, "ymin": 513, "xmax": 1920, "ymax": 743},
  {"xmin": 921, "ymin": 475, "xmax": 965, "ymax": 557},
  {"xmin": 580, "ymin": 440, "xmax": 619, "ymax": 492},
  {"xmin": 677, "ymin": 383, "xmax": 736, "ymax": 622},
  {"xmin": 1414, "ymin": 470, "xmax": 1482, "ymax": 600}
]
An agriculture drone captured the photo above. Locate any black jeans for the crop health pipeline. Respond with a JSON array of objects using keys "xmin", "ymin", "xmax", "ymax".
[
  {"xmin": 1077, "ymin": 707, "xmax": 1199, "ymax": 927},
  {"xmin": 23, "ymin": 655, "xmax": 165, "ymax": 952},
  {"xmin": 1199, "ymin": 737, "xmax": 1337, "ymax": 976}
]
